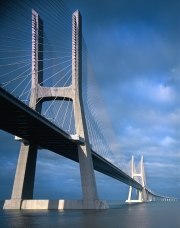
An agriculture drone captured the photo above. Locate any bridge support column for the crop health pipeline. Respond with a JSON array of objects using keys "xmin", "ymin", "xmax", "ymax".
[
  {"xmin": 71, "ymin": 10, "xmax": 108, "ymax": 209},
  {"xmin": 3, "ymin": 9, "xmax": 43, "ymax": 210},
  {"xmin": 127, "ymin": 186, "xmax": 132, "ymax": 201},
  {"xmin": 142, "ymin": 187, "xmax": 147, "ymax": 201},
  {"xmin": 136, "ymin": 190, "xmax": 142, "ymax": 200},
  {"xmin": 3, "ymin": 144, "xmax": 38, "ymax": 209}
]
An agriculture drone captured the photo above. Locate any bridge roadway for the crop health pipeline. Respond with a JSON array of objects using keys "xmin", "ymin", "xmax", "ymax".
[{"xmin": 0, "ymin": 87, "xmax": 142, "ymax": 190}]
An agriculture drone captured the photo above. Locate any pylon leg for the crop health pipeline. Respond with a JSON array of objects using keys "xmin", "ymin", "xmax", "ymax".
[{"xmin": 4, "ymin": 143, "xmax": 37, "ymax": 209}]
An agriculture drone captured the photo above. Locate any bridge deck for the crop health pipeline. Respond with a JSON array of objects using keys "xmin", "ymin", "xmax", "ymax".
[{"xmin": 0, "ymin": 87, "xmax": 142, "ymax": 190}]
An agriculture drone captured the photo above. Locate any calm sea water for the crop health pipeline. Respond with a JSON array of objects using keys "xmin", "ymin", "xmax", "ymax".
[{"xmin": 0, "ymin": 200, "xmax": 179, "ymax": 228}]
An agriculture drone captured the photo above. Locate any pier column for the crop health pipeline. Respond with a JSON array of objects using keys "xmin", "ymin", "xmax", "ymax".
[
  {"xmin": 11, "ymin": 143, "xmax": 38, "ymax": 200},
  {"xmin": 72, "ymin": 10, "xmax": 98, "ymax": 203},
  {"xmin": 136, "ymin": 190, "xmax": 142, "ymax": 200},
  {"xmin": 3, "ymin": 9, "xmax": 43, "ymax": 209}
]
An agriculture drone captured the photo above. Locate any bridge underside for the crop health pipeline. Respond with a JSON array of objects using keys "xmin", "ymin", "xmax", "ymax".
[{"xmin": 0, "ymin": 88, "xmax": 142, "ymax": 190}]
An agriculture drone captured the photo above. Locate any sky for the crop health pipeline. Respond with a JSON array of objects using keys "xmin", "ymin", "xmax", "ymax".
[{"xmin": 0, "ymin": 0, "xmax": 180, "ymax": 200}]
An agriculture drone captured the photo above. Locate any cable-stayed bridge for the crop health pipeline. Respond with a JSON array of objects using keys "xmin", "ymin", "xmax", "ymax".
[{"xmin": 0, "ymin": 0, "xmax": 178, "ymax": 209}]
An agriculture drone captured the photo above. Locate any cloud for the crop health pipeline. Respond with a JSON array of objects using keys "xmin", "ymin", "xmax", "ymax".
[{"xmin": 161, "ymin": 136, "xmax": 176, "ymax": 146}]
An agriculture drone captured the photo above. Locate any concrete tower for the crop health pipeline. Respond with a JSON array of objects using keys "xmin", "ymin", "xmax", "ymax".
[
  {"xmin": 126, "ymin": 156, "xmax": 147, "ymax": 203},
  {"xmin": 4, "ymin": 9, "xmax": 108, "ymax": 210}
]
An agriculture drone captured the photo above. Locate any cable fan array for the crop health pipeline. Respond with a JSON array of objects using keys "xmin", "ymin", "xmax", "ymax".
[
  {"xmin": 0, "ymin": 0, "xmax": 76, "ymax": 134},
  {"xmin": 0, "ymin": 0, "xmax": 145, "ymax": 181},
  {"xmin": 125, "ymin": 158, "xmax": 147, "ymax": 186},
  {"xmin": 81, "ymin": 38, "xmax": 127, "ymax": 171}
]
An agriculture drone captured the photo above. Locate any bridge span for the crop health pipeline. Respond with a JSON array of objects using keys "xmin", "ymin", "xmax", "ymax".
[
  {"xmin": 0, "ymin": 87, "xmax": 142, "ymax": 190},
  {"xmin": 0, "ymin": 1, "xmax": 178, "ymax": 209}
]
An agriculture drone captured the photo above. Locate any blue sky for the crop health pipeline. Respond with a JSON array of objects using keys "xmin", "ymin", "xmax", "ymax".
[{"xmin": 0, "ymin": 0, "xmax": 179, "ymax": 200}]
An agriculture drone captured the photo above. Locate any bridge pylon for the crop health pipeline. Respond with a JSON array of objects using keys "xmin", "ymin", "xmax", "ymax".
[
  {"xmin": 126, "ymin": 156, "xmax": 148, "ymax": 203},
  {"xmin": 3, "ymin": 9, "xmax": 43, "ymax": 210},
  {"xmin": 3, "ymin": 9, "xmax": 108, "ymax": 210}
]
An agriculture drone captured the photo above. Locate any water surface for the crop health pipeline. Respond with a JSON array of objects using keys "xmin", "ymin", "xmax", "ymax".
[{"xmin": 0, "ymin": 200, "xmax": 179, "ymax": 228}]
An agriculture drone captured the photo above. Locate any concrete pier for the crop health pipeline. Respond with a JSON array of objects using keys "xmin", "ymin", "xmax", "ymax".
[
  {"xmin": 11, "ymin": 144, "xmax": 37, "ymax": 200},
  {"xmin": 3, "ymin": 9, "xmax": 108, "ymax": 210}
]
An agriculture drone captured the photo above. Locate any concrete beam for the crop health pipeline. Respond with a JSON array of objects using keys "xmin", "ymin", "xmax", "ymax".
[{"xmin": 37, "ymin": 85, "xmax": 73, "ymax": 101}]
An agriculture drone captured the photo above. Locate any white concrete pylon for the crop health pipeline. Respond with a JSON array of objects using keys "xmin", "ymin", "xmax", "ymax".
[
  {"xmin": 4, "ymin": 9, "xmax": 108, "ymax": 210},
  {"xmin": 70, "ymin": 11, "xmax": 108, "ymax": 208},
  {"xmin": 126, "ymin": 155, "xmax": 147, "ymax": 203},
  {"xmin": 71, "ymin": 10, "xmax": 99, "ymax": 202},
  {"xmin": 5, "ymin": 10, "xmax": 43, "ymax": 204}
]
